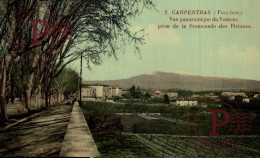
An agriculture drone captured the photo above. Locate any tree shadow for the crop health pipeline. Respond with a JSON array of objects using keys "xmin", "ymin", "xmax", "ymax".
[{"xmin": 0, "ymin": 104, "xmax": 72, "ymax": 157}]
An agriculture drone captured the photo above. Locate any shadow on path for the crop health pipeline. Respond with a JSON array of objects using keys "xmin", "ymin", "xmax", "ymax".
[{"xmin": 0, "ymin": 103, "xmax": 73, "ymax": 157}]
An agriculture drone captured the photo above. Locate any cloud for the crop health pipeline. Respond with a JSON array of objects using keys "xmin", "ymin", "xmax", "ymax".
[
  {"xmin": 132, "ymin": 24, "xmax": 181, "ymax": 46},
  {"xmin": 217, "ymin": 43, "xmax": 260, "ymax": 64}
]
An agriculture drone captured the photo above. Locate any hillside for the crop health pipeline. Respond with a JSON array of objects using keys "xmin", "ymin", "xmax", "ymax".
[{"xmin": 85, "ymin": 71, "xmax": 260, "ymax": 91}]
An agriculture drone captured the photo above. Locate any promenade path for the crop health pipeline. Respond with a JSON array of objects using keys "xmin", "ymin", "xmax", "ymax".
[
  {"xmin": 0, "ymin": 102, "xmax": 72, "ymax": 157},
  {"xmin": 59, "ymin": 102, "xmax": 99, "ymax": 157}
]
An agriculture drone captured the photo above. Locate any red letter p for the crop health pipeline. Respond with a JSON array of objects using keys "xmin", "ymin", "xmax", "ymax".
[
  {"xmin": 30, "ymin": 19, "xmax": 50, "ymax": 47},
  {"xmin": 209, "ymin": 109, "xmax": 229, "ymax": 136}
]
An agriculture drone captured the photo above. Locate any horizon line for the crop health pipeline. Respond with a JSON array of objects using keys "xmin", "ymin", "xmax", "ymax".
[{"xmin": 83, "ymin": 70, "xmax": 260, "ymax": 82}]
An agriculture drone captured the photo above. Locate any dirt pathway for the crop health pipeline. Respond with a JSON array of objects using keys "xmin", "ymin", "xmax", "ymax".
[{"xmin": 0, "ymin": 103, "xmax": 72, "ymax": 157}]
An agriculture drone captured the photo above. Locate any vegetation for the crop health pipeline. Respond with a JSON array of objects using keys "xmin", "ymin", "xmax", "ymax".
[
  {"xmin": 81, "ymin": 101, "xmax": 168, "ymax": 122},
  {"xmin": 125, "ymin": 85, "xmax": 145, "ymax": 99},
  {"xmin": 82, "ymin": 100, "xmax": 260, "ymax": 157},
  {"xmin": 93, "ymin": 132, "xmax": 260, "ymax": 157},
  {"xmin": 132, "ymin": 122, "xmax": 186, "ymax": 135},
  {"xmin": 194, "ymin": 90, "xmax": 222, "ymax": 96},
  {"xmin": 82, "ymin": 101, "xmax": 260, "ymax": 135},
  {"xmin": 167, "ymin": 89, "xmax": 193, "ymax": 97},
  {"xmin": 82, "ymin": 101, "xmax": 168, "ymax": 114},
  {"xmin": 51, "ymin": 68, "xmax": 80, "ymax": 94},
  {"xmin": 163, "ymin": 94, "xmax": 169, "ymax": 104},
  {"xmin": 93, "ymin": 132, "xmax": 161, "ymax": 158},
  {"xmin": 0, "ymin": 0, "xmax": 155, "ymax": 122},
  {"xmin": 129, "ymin": 134, "xmax": 260, "ymax": 157}
]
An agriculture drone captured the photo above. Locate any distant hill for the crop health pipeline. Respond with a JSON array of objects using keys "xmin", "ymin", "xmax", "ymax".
[{"xmin": 84, "ymin": 71, "xmax": 260, "ymax": 91}]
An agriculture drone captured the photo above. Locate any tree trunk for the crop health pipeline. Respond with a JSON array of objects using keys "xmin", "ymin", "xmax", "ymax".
[
  {"xmin": 19, "ymin": 60, "xmax": 29, "ymax": 113},
  {"xmin": 11, "ymin": 85, "xmax": 15, "ymax": 104},
  {"xmin": 35, "ymin": 85, "xmax": 43, "ymax": 109},
  {"xmin": 42, "ymin": 75, "xmax": 53, "ymax": 107},
  {"xmin": 44, "ymin": 84, "xmax": 51, "ymax": 107},
  {"xmin": 24, "ymin": 61, "xmax": 37, "ymax": 110},
  {"xmin": 19, "ymin": 94, "xmax": 28, "ymax": 114},
  {"xmin": 58, "ymin": 92, "xmax": 61, "ymax": 102},
  {"xmin": 26, "ymin": 89, "xmax": 31, "ymax": 110},
  {"xmin": 0, "ymin": 55, "xmax": 9, "ymax": 122},
  {"xmin": 45, "ymin": 91, "xmax": 49, "ymax": 107}
]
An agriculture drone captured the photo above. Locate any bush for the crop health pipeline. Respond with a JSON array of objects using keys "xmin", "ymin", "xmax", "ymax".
[{"xmin": 113, "ymin": 96, "xmax": 120, "ymax": 102}]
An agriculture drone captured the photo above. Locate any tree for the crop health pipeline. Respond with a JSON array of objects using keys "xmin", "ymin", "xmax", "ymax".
[
  {"xmin": 235, "ymin": 96, "xmax": 243, "ymax": 103},
  {"xmin": 51, "ymin": 68, "xmax": 80, "ymax": 94},
  {"xmin": 144, "ymin": 92, "xmax": 151, "ymax": 99},
  {"xmin": 129, "ymin": 85, "xmax": 136, "ymax": 93},
  {"xmin": 0, "ymin": 0, "xmax": 155, "ymax": 122},
  {"xmin": 128, "ymin": 85, "xmax": 144, "ymax": 99},
  {"xmin": 129, "ymin": 84, "xmax": 136, "ymax": 98},
  {"xmin": 163, "ymin": 94, "xmax": 169, "ymax": 104}
]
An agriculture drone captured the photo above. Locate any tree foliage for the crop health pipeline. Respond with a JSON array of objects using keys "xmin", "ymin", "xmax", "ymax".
[
  {"xmin": 163, "ymin": 94, "xmax": 169, "ymax": 104},
  {"xmin": 0, "ymin": 0, "xmax": 155, "ymax": 120},
  {"xmin": 51, "ymin": 68, "xmax": 80, "ymax": 94},
  {"xmin": 168, "ymin": 89, "xmax": 193, "ymax": 97}
]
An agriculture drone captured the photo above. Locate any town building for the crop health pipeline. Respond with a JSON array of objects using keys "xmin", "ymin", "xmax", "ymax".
[
  {"xmin": 81, "ymin": 83, "xmax": 122, "ymax": 101},
  {"xmin": 192, "ymin": 94, "xmax": 200, "ymax": 98},
  {"xmin": 166, "ymin": 92, "xmax": 178, "ymax": 99},
  {"xmin": 82, "ymin": 84, "xmax": 96, "ymax": 99},
  {"xmin": 121, "ymin": 89, "xmax": 129, "ymax": 96},
  {"xmin": 221, "ymin": 91, "xmax": 247, "ymax": 99},
  {"xmin": 242, "ymin": 98, "xmax": 250, "ymax": 103},
  {"xmin": 170, "ymin": 98, "xmax": 198, "ymax": 106},
  {"xmin": 111, "ymin": 87, "xmax": 122, "ymax": 97},
  {"xmin": 148, "ymin": 90, "xmax": 164, "ymax": 98}
]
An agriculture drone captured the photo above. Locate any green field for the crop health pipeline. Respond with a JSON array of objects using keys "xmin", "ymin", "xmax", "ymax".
[
  {"xmin": 82, "ymin": 101, "xmax": 260, "ymax": 157},
  {"xmin": 93, "ymin": 132, "xmax": 161, "ymax": 158},
  {"xmin": 92, "ymin": 132, "xmax": 260, "ymax": 158}
]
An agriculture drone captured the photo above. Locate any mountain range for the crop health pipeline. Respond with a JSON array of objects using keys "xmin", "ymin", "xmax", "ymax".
[{"xmin": 85, "ymin": 71, "xmax": 260, "ymax": 91}]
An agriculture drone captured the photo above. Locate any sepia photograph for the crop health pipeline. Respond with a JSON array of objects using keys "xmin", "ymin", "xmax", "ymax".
[{"xmin": 0, "ymin": 0, "xmax": 259, "ymax": 157}]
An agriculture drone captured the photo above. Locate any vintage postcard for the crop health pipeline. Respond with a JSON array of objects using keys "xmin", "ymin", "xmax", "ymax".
[{"xmin": 0, "ymin": 0, "xmax": 259, "ymax": 157}]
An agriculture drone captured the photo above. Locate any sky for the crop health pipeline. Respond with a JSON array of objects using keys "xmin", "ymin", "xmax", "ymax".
[{"xmin": 70, "ymin": 0, "xmax": 260, "ymax": 81}]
